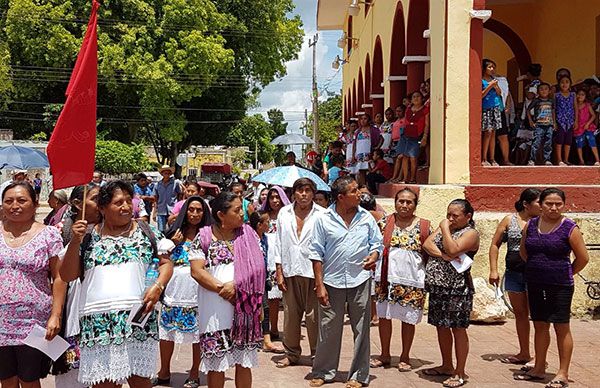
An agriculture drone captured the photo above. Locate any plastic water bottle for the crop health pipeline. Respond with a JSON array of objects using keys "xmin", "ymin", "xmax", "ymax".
[{"xmin": 144, "ymin": 258, "xmax": 160, "ymax": 290}]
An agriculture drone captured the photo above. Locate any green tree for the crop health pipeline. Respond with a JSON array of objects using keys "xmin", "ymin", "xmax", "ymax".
[
  {"xmin": 0, "ymin": 0, "xmax": 304, "ymax": 161},
  {"xmin": 308, "ymin": 94, "xmax": 342, "ymax": 152},
  {"xmin": 225, "ymin": 114, "xmax": 274, "ymax": 165},
  {"xmin": 267, "ymin": 108, "xmax": 287, "ymax": 164},
  {"xmin": 95, "ymin": 140, "xmax": 152, "ymax": 175}
]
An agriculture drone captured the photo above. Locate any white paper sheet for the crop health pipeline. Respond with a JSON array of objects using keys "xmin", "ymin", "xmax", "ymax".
[
  {"xmin": 495, "ymin": 285, "xmax": 504, "ymax": 299},
  {"xmin": 21, "ymin": 324, "xmax": 70, "ymax": 361},
  {"xmin": 127, "ymin": 302, "xmax": 152, "ymax": 328},
  {"xmin": 450, "ymin": 253, "xmax": 473, "ymax": 274}
]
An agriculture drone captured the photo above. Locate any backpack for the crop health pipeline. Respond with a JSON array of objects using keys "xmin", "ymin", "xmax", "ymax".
[{"xmin": 79, "ymin": 220, "xmax": 158, "ymax": 281}]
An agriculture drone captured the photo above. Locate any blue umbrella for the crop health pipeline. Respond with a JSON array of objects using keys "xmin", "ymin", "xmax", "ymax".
[
  {"xmin": 252, "ymin": 166, "xmax": 330, "ymax": 191},
  {"xmin": 0, "ymin": 145, "xmax": 49, "ymax": 169}
]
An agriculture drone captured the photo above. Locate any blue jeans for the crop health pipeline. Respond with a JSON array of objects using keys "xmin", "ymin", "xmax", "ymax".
[
  {"xmin": 504, "ymin": 270, "xmax": 527, "ymax": 293},
  {"xmin": 157, "ymin": 215, "xmax": 169, "ymax": 232},
  {"xmin": 530, "ymin": 125, "xmax": 553, "ymax": 162}
]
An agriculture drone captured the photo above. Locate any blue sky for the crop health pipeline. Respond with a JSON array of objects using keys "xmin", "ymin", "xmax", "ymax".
[{"xmin": 250, "ymin": 0, "xmax": 342, "ymax": 137}]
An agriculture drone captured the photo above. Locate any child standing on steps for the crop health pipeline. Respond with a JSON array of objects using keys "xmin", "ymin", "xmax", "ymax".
[
  {"xmin": 528, "ymin": 83, "xmax": 555, "ymax": 166},
  {"xmin": 574, "ymin": 89, "xmax": 599, "ymax": 165},
  {"xmin": 554, "ymin": 76, "xmax": 578, "ymax": 165}
]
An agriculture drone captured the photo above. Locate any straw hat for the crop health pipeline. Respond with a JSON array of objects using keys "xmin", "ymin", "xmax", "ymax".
[{"xmin": 158, "ymin": 165, "xmax": 174, "ymax": 174}]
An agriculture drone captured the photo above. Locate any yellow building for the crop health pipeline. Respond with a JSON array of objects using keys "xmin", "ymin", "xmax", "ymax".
[
  {"xmin": 317, "ymin": 0, "xmax": 600, "ymax": 193},
  {"xmin": 318, "ymin": 0, "xmax": 600, "ymax": 314}
]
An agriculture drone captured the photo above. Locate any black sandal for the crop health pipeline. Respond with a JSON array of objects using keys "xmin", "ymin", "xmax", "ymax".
[{"xmin": 152, "ymin": 376, "xmax": 171, "ymax": 386}]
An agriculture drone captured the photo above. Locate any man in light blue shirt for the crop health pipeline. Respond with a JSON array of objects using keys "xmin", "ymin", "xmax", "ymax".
[
  {"xmin": 152, "ymin": 165, "xmax": 182, "ymax": 232},
  {"xmin": 308, "ymin": 175, "xmax": 383, "ymax": 387}
]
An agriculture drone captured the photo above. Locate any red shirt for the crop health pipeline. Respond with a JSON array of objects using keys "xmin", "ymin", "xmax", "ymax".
[
  {"xmin": 374, "ymin": 159, "xmax": 392, "ymax": 180},
  {"xmin": 404, "ymin": 105, "xmax": 429, "ymax": 138}
]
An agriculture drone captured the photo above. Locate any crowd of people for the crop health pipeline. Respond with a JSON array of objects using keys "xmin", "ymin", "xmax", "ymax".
[
  {"xmin": 0, "ymin": 159, "xmax": 591, "ymax": 388},
  {"xmin": 481, "ymin": 61, "xmax": 600, "ymax": 166},
  {"xmin": 302, "ymin": 80, "xmax": 431, "ymax": 192}
]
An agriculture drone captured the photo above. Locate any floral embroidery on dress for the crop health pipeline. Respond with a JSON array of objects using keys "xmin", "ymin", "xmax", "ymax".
[
  {"xmin": 200, "ymin": 329, "xmax": 262, "ymax": 358},
  {"xmin": 160, "ymin": 306, "xmax": 198, "ymax": 333},
  {"xmin": 377, "ymin": 218, "xmax": 424, "ymax": 252},
  {"xmin": 355, "ymin": 130, "xmax": 372, "ymax": 162},
  {"xmin": 79, "ymin": 310, "xmax": 159, "ymax": 348},
  {"xmin": 82, "ymin": 225, "xmax": 160, "ymax": 271},
  {"xmin": 267, "ymin": 218, "xmax": 277, "ymax": 234},
  {"xmin": 206, "ymin": 240, "xmax": 234, "ymax": 268},
  {"xmin": 375, "ymin": 219, "xmax": 427, "ymax": 311},
  {"xmin": 171, "ymin": 241, "xmax": 192, "ymax": 266},
  {"xmin": 375, "ymin": 284, "xmax": 425, "ymax": 309}
]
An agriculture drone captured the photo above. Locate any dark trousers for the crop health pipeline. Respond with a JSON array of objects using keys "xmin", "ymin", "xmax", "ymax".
[{"xmin": 366, "ymin": 172, "xmax": 387, "ymax": 194}]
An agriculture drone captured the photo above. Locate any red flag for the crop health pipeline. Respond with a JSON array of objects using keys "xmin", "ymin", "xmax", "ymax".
[{"xmin": 47, "ymin": 1, "xmax": 99, "ymax": 190}]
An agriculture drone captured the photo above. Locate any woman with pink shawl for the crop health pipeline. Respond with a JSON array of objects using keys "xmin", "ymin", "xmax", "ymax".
[
  {"xmin": 260, "ymin": 186, "xmax": 291, "ymax": 339},
  {"xmin": 190, "ymin": 192, "xmax": 265, "ymax": 387}
]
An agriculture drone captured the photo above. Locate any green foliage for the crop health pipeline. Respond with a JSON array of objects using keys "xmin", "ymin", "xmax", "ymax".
[
  {"xmin": 0, "ymin": 43, "xmax": 12, "ymax": 110},
  {"xmin": 267, "ymin": 108, "xmax": 287, "ymax": 164},
  {"xmin": 29, "ymin": 131, "xmax": 47, "ymax": 141},
  {"xmin": 308, "ymin": 94, "xmax": 342, "ymax": 152},
  {"xmin": 95, "ymin": 140, "xmax": 152, "ymax": 175},
  {"xmin": 229, "ymin": 147, "xmax": 248, "ymax": 174},
  {"xmin": 0, "ymin": 0, "xmax": 304, "ymax": 161},
  {"xmin": 225, "ymin": 114, "xmax": 274, "ymax": 165}
]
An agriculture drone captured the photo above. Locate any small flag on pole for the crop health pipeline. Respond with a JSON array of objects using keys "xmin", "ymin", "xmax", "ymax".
[{"xmin": 47, "ymin": 0, "xmax": 99, "ymax": 190}]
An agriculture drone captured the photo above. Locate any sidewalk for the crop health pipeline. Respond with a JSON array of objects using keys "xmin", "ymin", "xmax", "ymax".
[{"xmin": 42, "ymin": 316, "xmax": 599, "ymax": 387}]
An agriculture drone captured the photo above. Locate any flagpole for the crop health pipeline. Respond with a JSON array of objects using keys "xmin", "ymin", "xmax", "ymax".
[{"xmin": 81, "ymin": 185, "xmax": 88, "ymax": 221}]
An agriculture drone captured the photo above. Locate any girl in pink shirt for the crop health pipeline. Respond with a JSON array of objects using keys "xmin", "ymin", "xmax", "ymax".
[{"xmin": 574, "ymin": 90, "xmax": 599, "ymax": 165}]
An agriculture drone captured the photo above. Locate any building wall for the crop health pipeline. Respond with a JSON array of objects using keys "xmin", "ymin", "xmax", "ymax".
[
  {"xmin": 342, "ymin": 0, "xmax": 410, "ymax": 118},
  {"xmin": 339, "ymin": 0, "xmax": 600, "ymax": 186},
  {"xmin": 443, "ymin": 0, "xmax": 474, "ymax": 184},
  {"xmin": 485, "ymin": 0, "xmax": 600, "ymax": 84}
]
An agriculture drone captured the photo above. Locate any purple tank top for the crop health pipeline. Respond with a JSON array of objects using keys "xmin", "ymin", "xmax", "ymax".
[
  {"xmin": 524, "ymin": 217, "xmax": 576, "ymax": 286},
  {"xmin": 555, "ymin": 92, "xmax": 575, "ymax": 130}
]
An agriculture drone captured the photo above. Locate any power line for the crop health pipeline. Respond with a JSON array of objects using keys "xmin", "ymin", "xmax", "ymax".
[
  {"xmin": 9, "ymin": 66, "xmax": 313, "ymax": 81},
  {"xmin": 7, "ymin": 101, "xmax": 309, "ymax": 113},
  {"xmin": 0, "ymin": 116, "xmax": 307, "ymax": 124},
  {"xmin": 0, "ymin": 11, "xmax": 302, "ymax": 38}
]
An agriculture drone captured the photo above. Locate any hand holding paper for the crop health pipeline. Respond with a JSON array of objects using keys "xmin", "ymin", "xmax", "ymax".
[
  {"xmin": 450, "ymin": 253, "xmax": 473, "ymax": 274},
  {"xmin": 22, "ymin": 324, "xmax": 70, "ymax": 361}
]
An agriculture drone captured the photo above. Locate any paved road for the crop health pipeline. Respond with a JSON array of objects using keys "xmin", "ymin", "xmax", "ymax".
[{"xmin": 42, "ymin": 316, "xmax": 599, "ymax": 387}]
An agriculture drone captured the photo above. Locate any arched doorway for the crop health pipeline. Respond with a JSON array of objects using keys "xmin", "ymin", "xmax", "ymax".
[
  {"xmin": 389, "ymin": 2, "xmax": 407, "ymax": 109},
  {"xmin": 484, "ymin": 19, "xmax": 531, "ymax": 75},
  {"xmin": 406, "ymin": 0, "xmax": 429, "ymax": 94},
  {"xmin": 484, "ymin": 18, "xmax": 532, "ymax": 103},
  {"xmin": 352, "ymin": 79, "xmax": 357, "ymax": 119},
  {"xmin": 344, "ymin": 95, "xmax": 348, "ymax": 122},
  {"xmin": 371, "ymin": 36, "xmax": 384, "ymax": 118},
  {"xmin": 357, "ymin": 68, "xmax": 364, "ymax": 115},
  {"xmin": 364, "ymin": 54, "xmax": 372, "ymax": 117}
]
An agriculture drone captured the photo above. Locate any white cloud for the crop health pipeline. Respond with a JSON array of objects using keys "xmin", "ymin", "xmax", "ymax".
[{"xmin": 251, "ymin": 0, "xmax": 343, "ymax": 142}]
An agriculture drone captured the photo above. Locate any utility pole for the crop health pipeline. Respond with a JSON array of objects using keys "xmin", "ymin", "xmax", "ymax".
[
  {"xmin": 309, "ymin": 33, "xmax": 319, "ymax": 152},
  {"xmin": 303, "ymin": 108, "xmax": 308, "ymax": 156}
]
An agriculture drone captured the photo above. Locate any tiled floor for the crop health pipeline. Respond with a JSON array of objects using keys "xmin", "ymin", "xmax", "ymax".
[{"xmin": 42, "ymin": 316, "xmax": 599, "ymax": 387}]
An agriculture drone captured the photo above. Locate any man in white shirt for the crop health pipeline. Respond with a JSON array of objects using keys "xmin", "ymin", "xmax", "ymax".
[{"xmin": 273, "ymin": 178, "xmax": 326, "ymax": 368}]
